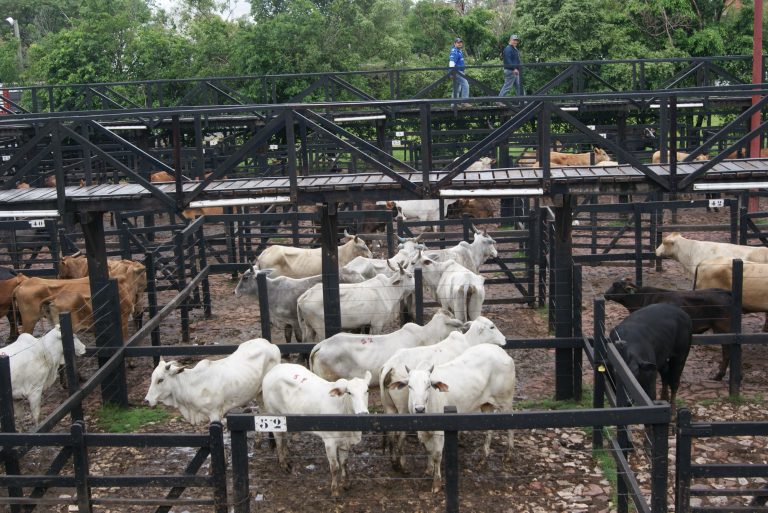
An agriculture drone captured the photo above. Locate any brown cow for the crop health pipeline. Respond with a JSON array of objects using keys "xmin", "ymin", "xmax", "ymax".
[
  {"xmin": 181, "ymin": 206, "xmax": 225, "ymax": 219},
  {"xmin": 40, "ymin": 290, "xmax": 95, "ymax": 334},
  {"xmin": 13, "ymin": 276, "xmax": 136, "ymax": 338},
  {"xmin": 16, "ymin": 182, "xmax": 30, "ymax": 189},
  {"xmin": 150, "ymin": 171, "xmax": 175, "ymax": 183},
  {"xmin": 445, "ymin": 198, "xmax": 497, "ymax": 220},
  {"xmin": 0, "ymin": 267, "xmax": 27, "ymax": 342},
  {"xmin": 57, "ymin": 254, "xmax": 147, "ymax": 329},
  {"xmin": 43, "ymin": 175, "xmax": 56, "ymax": 187},
  {"xmin": 533, "ymin": 147, "xmax": 610, "ymax": 167},
  {"xmin": 725, "ymin": 147, "xmax": 768, "ymax": 159},
  {"xmin": 651, "ymin": 150, "xmax": 709, "ymax": 164}
]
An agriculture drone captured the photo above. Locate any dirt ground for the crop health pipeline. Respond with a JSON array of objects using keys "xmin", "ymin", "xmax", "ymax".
[{"xmin": 7, "ymin": 203, "xmax": 768, "ymax": 513}]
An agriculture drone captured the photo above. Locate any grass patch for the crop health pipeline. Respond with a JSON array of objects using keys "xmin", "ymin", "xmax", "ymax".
[
  {"xmin": 593, "ymin": 430, "xmax": 620, "ymax": 507},
  {"xmin": 699, "ymin": 394, "xmax": 764, "ymax": 408},
  {"xmin": 94, "ymin": 404, "xmax": 170, "ymax": 433},
  {"xmin": 517, "ymin": 385, "xmax": 593, "ymax": 411}
]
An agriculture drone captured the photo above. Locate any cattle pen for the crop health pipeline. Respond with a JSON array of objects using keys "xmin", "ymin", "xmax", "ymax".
[{"xmin": 1, "ymin": 58, "xmax": 768, "ymax": 512}]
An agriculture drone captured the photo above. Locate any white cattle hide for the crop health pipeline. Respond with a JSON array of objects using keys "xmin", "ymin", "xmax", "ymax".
[
  {"xmin": 425, "ymin": 226, "xmax": 497, "ymax": 273},
  {"xmin": 309, "ymin": 309, "xmax": 464, "ymax": 383},
  {"xmin": 419, "ymin": 255, "xmax": 485, "ymax": 322},
  {"xmin": 256, "ymin": 231, "xmax": 372, "ymax": 279},
  {"xmin": 655, "ymin": 232, "xmax": 768, "ymax": 276},
  {"xmin": 387, "ymin": 344, "xmax": 516, "ymax": 492},
  {"xmin": 379, "ymin": 316, "xmax": 506, "ymax": 470},
  {"xmin": 262, "ymin": 363, "xmax": 371, "ymax": 497},
  {"xmin": 296, "ymin": 264, "xmax": 415, "ymax": 341},
  {"xmin": 144, "ymin": 338, "xmax": 281, "ymax": 425},
  {"xmin": 2, "ymin": 326, "xmax": 86, "ymax": 425},
  {"xmin": 234, "ymin": 267, "xmax": 365, "ymax": 342}
]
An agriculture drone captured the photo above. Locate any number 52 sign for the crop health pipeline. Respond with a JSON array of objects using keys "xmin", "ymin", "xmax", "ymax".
[{"xmin": 254, "ymin": 415, "xmax": 287, "ymax": 432}]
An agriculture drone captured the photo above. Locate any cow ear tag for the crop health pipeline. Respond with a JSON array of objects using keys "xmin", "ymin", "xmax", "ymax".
[{"xmin": 597, "ymin": 364, "xmax": 606, "ymax": 373}]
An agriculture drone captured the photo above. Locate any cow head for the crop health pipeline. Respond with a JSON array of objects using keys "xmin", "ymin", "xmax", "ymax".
[
  {"xmin": 604, "ymin": 278, "xmax": 638, "ymax": 299},
  {"xmin": 144, "ymin": 359, "xmax": 186, "ymax": 407},
  {"xmin": 593, "ymin": 147, "xmax": 610, "ymax": 163},
  {"xmin": 329, "ymin": 371, "xmax": 371, "ymax": 414},
  {"xmin": 463, "ymin": 316, "xmax": 506, "ymax": 346},
  {"xmin": 389, "ymin": 365, "xmax": 448, "ymax": 414},
  {"xmin": 613, "ymin": 339, "xmax": 657, "ymax": 399},
  {"xmin": 655, "ymin": 232, "xmax": 682, "ymax": 258},
  {"xmin": 472, "ymin": 227, "xmax": 498, "ymax": 259}
]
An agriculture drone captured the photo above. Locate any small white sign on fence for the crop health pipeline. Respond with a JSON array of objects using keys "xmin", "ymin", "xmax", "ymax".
[
  {"xmin": 254, "ymin": 415, "xmax": 287, "ymax": 432},
  {"xmin": 392, "ymin": 140, "xmax": 402, "ymax": 147},
  {"xmin": 708, "ymin": 198, "xmax": 725, "ymax": 208},
  {"xmin": 28, "ymin": 219, "xmax": 45, "ymax": 228}
]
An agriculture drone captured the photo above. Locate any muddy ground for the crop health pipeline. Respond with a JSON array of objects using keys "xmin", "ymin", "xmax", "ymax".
[{"xmin": 6, "ymin": 204, "xmax": 768, "ymax": 513}]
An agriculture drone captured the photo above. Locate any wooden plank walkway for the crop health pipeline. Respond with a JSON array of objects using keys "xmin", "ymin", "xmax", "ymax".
[{"xmin": 1, "ymin": 159, "xmax": 767, "ymax": 212}]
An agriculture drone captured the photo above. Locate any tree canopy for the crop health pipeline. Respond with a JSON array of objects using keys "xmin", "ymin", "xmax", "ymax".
[{"xmin": 0, "ymin": 0, "xmax": 763, "ymax": 87}]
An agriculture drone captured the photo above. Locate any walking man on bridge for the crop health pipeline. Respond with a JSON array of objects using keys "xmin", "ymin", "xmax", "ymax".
[
  {"xmin": 499, "ymin": 34, "xmax": 523, "ymax": 97},
  {"xmin": 449, "ymin": 37, "xmax": 470, "ymax": 104}
]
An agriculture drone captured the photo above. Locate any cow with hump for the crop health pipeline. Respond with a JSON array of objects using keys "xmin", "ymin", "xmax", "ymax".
[
  {"xmin": 144, "ymin": 338, "xmax": 280, "ymax": 425},
  {"xmin": 604, "ymin": 278, "xmax": 734, "ymax": 380},
  {"xmin": 262, "ymin": 363, "xmax": 371, "ymax": 497},
  {"xmin": 609, "ymin": 303, "xmax": 693, "ymax": 416},
  {"xmin": 379, "ymin": 316, "xmax": 506, "ymax": 471},
  {"xmin": 296, "ymin": 261, "xmax": 415, "ymax": 341},
  {"xmin": 309, "ymin": 308, "xmax": 464, "ymax": 383},
  {"xmin": 233, "ymin": 266, "xmax": 364, "ymax": 343},
  {"xmin": 386, "ymin": 343, "xmax": 516, "ymax": 493},
  {"xmin": 423, "ymin": 225, "xmax": 497, "ymax": 274},
  {"xmin": 2, "ymin": 325, "xmax": 86, "ymax": 426},
  {"xmin": 256, "ymin": 230, "xmax": 371, "ymax": 279},
  {"xmin": 419, "ymin": 253, "xmax": 485, "ymax": 323}
]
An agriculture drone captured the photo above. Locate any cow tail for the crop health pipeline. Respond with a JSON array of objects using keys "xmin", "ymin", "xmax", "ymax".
[{"xmin": 693, "ymin": 262, "xmax": 701, "ymax": 290}]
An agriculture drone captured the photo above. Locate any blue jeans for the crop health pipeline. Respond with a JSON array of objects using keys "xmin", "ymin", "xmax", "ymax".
[
  {"xmin": 499, "ymin": 68, "xmax": 522, "ymax": 96},
  {"xmin": 452, "ymin": 73, "xmax": 469, "ymax": 99}
]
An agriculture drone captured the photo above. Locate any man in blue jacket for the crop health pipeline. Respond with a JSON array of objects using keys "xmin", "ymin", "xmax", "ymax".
[
  {"xmin": 499, "ymin": 34, "xmax": 523, "ymax": 97},
  {"xmin": 449, "ymin": 37, "xmax": 469, "ymax": 102}
]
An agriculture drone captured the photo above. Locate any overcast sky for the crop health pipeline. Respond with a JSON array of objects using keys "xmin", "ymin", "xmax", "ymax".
[{"xmin": 154, "ymin": 0, "xmax": 252, "ymax": 20}]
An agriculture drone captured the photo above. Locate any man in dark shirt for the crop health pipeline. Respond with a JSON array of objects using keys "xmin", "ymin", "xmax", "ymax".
[{"xmin": 499, "ymin": 34, "xmax": 523, "ymax": 97}]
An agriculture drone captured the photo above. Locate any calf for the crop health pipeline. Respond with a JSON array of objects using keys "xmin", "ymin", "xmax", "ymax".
[
  {"xmin": 144, "ymin": 338, "xmax": 281, "ymax": 425},
  {"xmin": 533, "ymin": 147, "xmax": 610, "ymax": 167},
  {"xmin": 309, "ymin": 309, "xmax": 464, "ymax": 383},
  {"xmin": 2, "ymin": 326, "xmax": 86, "ymax": 425},
  {"xmin": 609, "ymin": 303, "xmax": 693, "ymax": 415},
  {"xmin": 262, "ymin": 363, "xmax": 371, "ymax": 497},
  {"xmin": 387, "ymin": 344, "xmax": 516, "ymax": 492},
  {"xmin": 604, "ymin": 279, "xmax": 733, "ymax": 380}
]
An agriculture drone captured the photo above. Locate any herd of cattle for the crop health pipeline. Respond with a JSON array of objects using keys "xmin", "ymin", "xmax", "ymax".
[
  {"xmin": 148, "ymin": 224, "xmax": 511, "ymax": 495},
  {"xmin": 1, "ymin": 208, "xmax": 767, "ymax": 496}
]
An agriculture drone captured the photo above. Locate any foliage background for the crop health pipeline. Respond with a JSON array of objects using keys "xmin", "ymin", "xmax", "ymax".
[{"xmin": 0, "ymin": 0, "xmax": 764, "ymax": 90}]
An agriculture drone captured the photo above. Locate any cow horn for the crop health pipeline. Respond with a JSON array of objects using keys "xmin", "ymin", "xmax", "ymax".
[
  {"xmin": 387, "ymin": 260, "xmax": 397, "ymax": 271},
  {"xmin": 343, "ymin": 229, "xmax": 351, "ymax": 238},
  {"xmin": 396, "ymin": 235, "xmax": 406, "ymax": 243},
  {"xmin": 71, "ymin": 250, "xmax": 82, "ymax": 258},
  {"xmin": 471, "ymin": 224, "xmax": 481, "ymax": 234},
  {"xmin": 414, "ymin": 233, "xmax": 424, "ymax": 242}
]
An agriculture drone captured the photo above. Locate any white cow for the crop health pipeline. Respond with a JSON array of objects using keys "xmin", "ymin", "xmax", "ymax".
[
  {"xmin": 379, "ymin": 316, "xmax": 506, "ymax": 470},
  {"xmin": 419, "ymin": 254, "xmax": 485, "ymax": 322},
  {"xmin": 234, "ymin": 267, "xmax": 365, "ymax": 342},
  {"xmin": 342, "ymin": 235, "xmax": 425, "ymax": 280},
  {"xmin": 256, "ymin": 230, "xmax": 372, "ymax": 279},
  {"xmin": 144, "ymin": 338, "xmax": 281, "ymax": 425},
  {"xmin": 262, "ymin": 363, "xmax": 371, "ymax": 497},
  {"xmin": 2, "ymin": 325, "xmax": 86, "ymax": 425},
  {"xmin": 425, "ymin": 226, "xmax": 498, "ymax": 273},
  {"xmin": 655, "ymin": 232, "xmax": 768, "ymax": 276},
  {"xmin": 387, "ymin": 344, "xmax": 516, "ymax": 492},
  {"xmin": 297, "ymin": 263, "xmax": 415, "ymax": 341},
  {"xmin": 309, "ymin": 309, "xmax": 464, "ymax": 383},
  {"xmin": 376, "ymin": 200, "xmax": 457, "ymax": 232}
]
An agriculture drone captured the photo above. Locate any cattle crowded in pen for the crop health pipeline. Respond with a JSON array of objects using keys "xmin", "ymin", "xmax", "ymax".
[{"xmin": 4, "ymin": 156, "xmax": 768, "ymax": 501}]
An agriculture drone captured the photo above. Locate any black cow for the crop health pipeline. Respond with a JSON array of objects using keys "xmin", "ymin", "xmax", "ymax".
[
  {"xmin": 609, "ymin": 303, "xmax": 693, "ymax": 415},
  {"xmin": 604, "ymin": 279, "xmax": 735, "ymax": 380}
]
